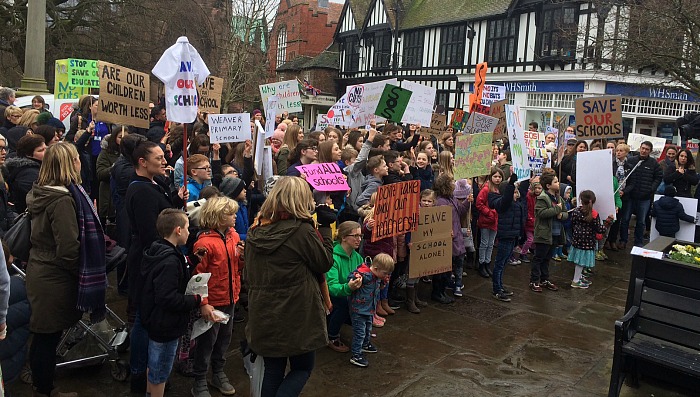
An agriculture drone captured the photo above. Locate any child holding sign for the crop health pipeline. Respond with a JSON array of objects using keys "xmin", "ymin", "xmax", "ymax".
[{"xmin": 569, "ymin": 191, "xmax": 611, "ymax": 289}]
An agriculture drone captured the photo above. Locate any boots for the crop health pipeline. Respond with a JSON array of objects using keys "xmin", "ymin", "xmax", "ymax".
[
  {"xmin": 380, "ymin": 299, "xmax": 395, "ymax": 315},
  {"xmin": 485, "ymin": 262, "xmax": 493, "ymax": 277},
  {"xmin": 414, "ymin": 290, "xmax": 428, "ymax": 307},
  {"xmin": 405, "ymin": 286, "xmax": 420, "ymax": 314},
  {"xmin": 376, "ymin": 302, "xmax": 388, "ymax": 317},
  {"xmin": 192, "ymin": 377, "xmax": 211, "ymax": 397},
  {"xmin": 32, "ymin": 389, "xmax": 78, "ymax": 397},
  {"xmin": 478, "ymin": 262, "xmax": 490, "ymax": 278},
  {"xmin": 431, "ymin": 279, "xmax": 454, "ymax": 304}
]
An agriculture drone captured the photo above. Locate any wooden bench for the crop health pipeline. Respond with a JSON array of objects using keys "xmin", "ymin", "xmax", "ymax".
[{"xmin": 609, "ymin": 236, "xmax": 700, "ymax": 396}]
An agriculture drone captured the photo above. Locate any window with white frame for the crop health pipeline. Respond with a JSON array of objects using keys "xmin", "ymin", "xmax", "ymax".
[{"xmin": 277, "ymin": 27, "xmax": 287, "ymax": 67}]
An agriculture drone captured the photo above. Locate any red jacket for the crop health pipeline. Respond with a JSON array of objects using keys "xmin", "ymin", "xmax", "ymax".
[
  {"xmin": 525, "ymin": 192, "xmax": 537, "ymax": 232},
  {"xmin": 476, "ymin": 186, "xmax": 498, "ymax": 230},
  {"xmin": 194, "ymin": 228, "xmax": 243, "ymax": 307}
]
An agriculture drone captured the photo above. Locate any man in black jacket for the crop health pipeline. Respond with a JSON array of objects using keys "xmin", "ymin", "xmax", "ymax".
[{"xmin": 619, "ymin": 141, "xmax": 663, "ymax": 247}]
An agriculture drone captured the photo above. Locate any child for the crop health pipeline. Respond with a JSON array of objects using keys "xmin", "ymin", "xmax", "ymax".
[
  {"xmin": 140, "ymin": 209, "xmax": 202, "ymax": 397},
  {"xmin": 191, "ymin": 196, "xmax": 244, "ymax": 397},
  {"xmin": 514, "ymin": 177, "xmax": 541, "ymax": 264},
  {"xmin": 569, "ymin": 190, "xmax": 610, "ymax": 289},
  {"xmin": 531, "ymin": 173, "xmax": 567, "ymax": 292},
  {"xmin": 186, "ymin": 154, "xmax": 212, "ymax": 202},
  {"xmin": 561, "ymin": 186, "xmax": 574, "ymax": 255},
  {"xmin": 410, "ymin": 151, "xmax": 435, "ymax": 191},
  {"xmin": 355, "ymin": 155, "xmax": 388, "ymax": 208},
  {"xmin": 348, "ymin": 253, "xmax": 395, "ymax": 367},
  {"xmin": 651, "ymin": 185, "xmax": 696, "ymax": 238},
  {"xmin": 475, "ymin": 168, "xmax": 502, "ymax": 278},
  {"xmin": 404, "ymin": 189, "xmax": 436, "ymax": 313},
  {"xmin": 454, "ymin": 179, "xmax": 476, "ymax": 268},
  {"xmin": 219, "ymin": 176, "xmax": 249, "ymax": 240}
]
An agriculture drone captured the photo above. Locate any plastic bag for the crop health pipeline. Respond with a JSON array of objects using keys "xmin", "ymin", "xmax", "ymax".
[
  {"xmin": 190, "ymin": 309, "xmax": 230, "ymax": 340},
  {"xmin": 242, "ymin": 339, "xmax": 264, "ymax": 397},
  {"xmin": 186, "ymin": 273, "xmax": 211, "ymax": 297}
]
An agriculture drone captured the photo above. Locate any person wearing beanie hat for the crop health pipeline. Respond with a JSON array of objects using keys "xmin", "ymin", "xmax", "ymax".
[
  {"xmin": 651, "ymin": 184, "xmax": 696, "ymax": 239},
  {"xmin": 219, "ymin": 176, "xmax": 249, "ymax": 240},
  {"xmin": 453, "ymin": 179, "xmax": 470, "ymax": 199}
]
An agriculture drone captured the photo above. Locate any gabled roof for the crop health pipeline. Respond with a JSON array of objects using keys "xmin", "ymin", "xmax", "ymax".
[
  {"xmin": 400, "ymin": 0, "xmax": 513, "ymax": 30},
  {"xmin": 276, "ymin": 51, "xmax": 340, "ymax": 72},
  {"xmin": 347, "ymin": 0, "xmax": 373, "ymax": 30}
]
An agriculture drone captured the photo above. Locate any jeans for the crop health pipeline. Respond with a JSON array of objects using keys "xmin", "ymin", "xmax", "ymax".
[
  {"xmin": 147, "ymin": 338, "xmax": 178, "ymax": 384},
  {"xmin": 620, "ymin": 198, "xmax": 651, "ymax": 246},
  {"xmin": 452, "ymin": 254, "xmax": 465, "ymax": 288},
  {"xmin": 350, "ymin": 313, "xmax": 372, "ymax": 356},
  {"xmin": 531, "ymin": 243, "xmax": 554, "ymax": 284},
  {"xmin": 29, "ymin": 331, "xmax": 62, "ymax": 395},
  {"xmin": 479, "ymin": 228, "xmax": 497, "ymax": 264},
  {"xmin": 261, "ymin": 351, "xmax": 315, "ymax": 397},
  {"xmin": 193, "ymin": 304, "xmax": 234, "ymax": 379},
  {"xmin": 326, "ymin": 295, "xmax": 350, "ymax": 340},
  {"xmin": 492, "ymin": 238, "xmax": 517, "ymax": 294},
  {"xmin": 130, "ymin": 310, "xmax": 149, "ymax": 375}
]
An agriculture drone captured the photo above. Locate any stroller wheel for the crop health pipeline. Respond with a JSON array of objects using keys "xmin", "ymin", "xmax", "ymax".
[
  {"xmin": 20, "ymin": 362, "xmax": 32, "ymax": 384},
  {"xmin": 111, "ymin": 359, "xmax": 130, "ymax": 382}
]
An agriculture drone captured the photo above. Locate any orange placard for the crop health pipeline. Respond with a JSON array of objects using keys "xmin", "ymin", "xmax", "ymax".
[
  {"xmin": 470, "ymin": 62, "xmax": 488, "ymax": 114},
  {"xmin": 371, "ymin": 180, "xmax": 421, "ymax": 242}
]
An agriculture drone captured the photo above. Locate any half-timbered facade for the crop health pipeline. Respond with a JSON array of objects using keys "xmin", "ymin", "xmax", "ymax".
[{"xmin": 335, "ymin": 0, "xmax": 700, "ymax": 141}]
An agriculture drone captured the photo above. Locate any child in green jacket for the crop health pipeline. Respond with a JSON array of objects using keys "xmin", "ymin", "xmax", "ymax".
[{"xmin": 531, "ymin": 173, "xmax": 568, "ymax": 292}]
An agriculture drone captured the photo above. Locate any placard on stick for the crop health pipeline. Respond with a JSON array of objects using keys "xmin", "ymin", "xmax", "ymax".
[
  {"xmin": 424, "ymin": 113, "xmax": 447, "ymax": 137},
  {"xmin": 455, "ymin": 132, "xmax": 493, "ymax": 179},
  {"xmin": 574, "ymin": 95, "xmax": 623, "ymax": 139},
  {"xmin": 450, "ymin": 109, "xmax": 467, "ymax": 130},
  {"xmin": 409, "ymin": 206, "xmax": 453, "ymax": 278},
  {"xmin": 374, "ymin": 84, "xmax": 412, "ymax": 122},
  {"xmin": 372, "ymin": 180, "xmax": 420, "ymax": 242},
  {"xmin": 295, "ymin": 163, "xmax": 350, "ymax": 191},
  {"xmin": 98, "ymin": 61, "xmax": 150, "ymax": 129},
  {"xmin": 198, "ymin": 75, "xmax": 224, "ymax": 114},
  {"xmin": 490, "ymin": 99, "xmax": 508, "ymax": 141},
  {"xmin": 67, "ymin": 58, "xmax": 99, "ymax": 88},
  {"xmin": 208, "ymin": 113, "xmax": 251, "ymax": 143},
  {"xmin": 463, "ymin": 112, "xmax": 499, "ymax": 135}
]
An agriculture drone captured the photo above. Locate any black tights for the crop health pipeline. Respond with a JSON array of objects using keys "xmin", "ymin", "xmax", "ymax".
[{"xmin": 30, "ymin": 331, "xmax": 63, "ymax": 395}]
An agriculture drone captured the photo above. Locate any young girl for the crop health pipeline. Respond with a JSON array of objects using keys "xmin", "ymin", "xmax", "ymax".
[
  {"xmin": 191, "ymin": 196, "xmax": 244, "ymax": 396},
  {"xmin": 569, "ymin": 190, "xmax": 609, "ymax": 289},
  {"xmin": 437, "ymin": 150, "xmax": 455, "ymax": 178},
  {"xmin": 512, "ymin": 177, "xmax": 540, "ymax": 264},
  {"xmin": 475, "ymin": 168, "xmax": 502, "ymax": 278},
  {"xmin": 410, "ymin": 151, "xmax": 435, "ymax": 191},
  {"xmin": 404, "ymin": 189, "xmax": 436, "ymax": 313}
]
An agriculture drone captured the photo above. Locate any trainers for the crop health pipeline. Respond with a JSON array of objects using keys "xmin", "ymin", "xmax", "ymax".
[
  {"xmin": 552, "ymin": 255, "xmax": 562, "ymax": 262},
  {"xmin": 192, "ymin": 378, "xmax": 211, "ymax": 397},
  {"xmin": 420, "ymin": 276, "xmax": 432, "ymax": 283},
  {"xmin": 210, "ymin": 371, "xmax": 236, "ymax": 395},
  {"xmin": 362, "ymin": 343, "xmax": 378, "ymax": 353},
  {"xmin": 493, "ymin": 292, "xmax": 512, "ymax": 302},
  {"xmin": 571, "ymin": 280, "xmax": 589, "ymax": 289},
  {"xmin": 500, "ymin": 289, "xmax": 514, "ymax": 297},
  {"xmin": 327, "ymin": 338, "xmax": 350, "ymax": 353},
  {"xmin": 580, "ymin": 276, "xmax": 592, "ymax": 286},
  {"xmin": 350, "ymin": 355, "xmax": 369, "ymax": 367},
  {"xmin": 595, "ymin": 251, "xmax": 605, "ymax": 261},
  {"xmin": 520, "ymin": 256, "xmax": 531, "ymax": 263},
  {"xmin": 529, "ymin": 283, "xmax": 542, "ymax": 292},
  {"xmin": 582, "ymin": 268, "xmax": 594, "ymax": 276},
  {"xmin": 453, "ymin": 286, "xmax": 463, "ymax": 297},
  {"xmin": 372, "ymin": 314, "xmax": 384, "ymax": 328},
  {"xmin": 560, "ymin": 253, "xmax": 568, "ymax": 259},
  {"xmin": 507, "ymin": 258, "xmax": 521, "ymax": 266},
  {"xmin": 541, "ymin": 280, "xmax": 559, "ymax": 291}
]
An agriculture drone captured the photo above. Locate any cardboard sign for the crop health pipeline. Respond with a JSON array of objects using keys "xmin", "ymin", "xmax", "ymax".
[
  {"xmin": 400, "ymin": 80, "xmax": 436, "ymax": 126},
  {"xmin": 627, "ymin": 133, "xmax": 667, "ymax": 158},
  {"xmin": 469, "ymin": 62, "xmax": 488, "ymax": 113},
  {"xmin": 259, "ymin": 79, "xmax": 302, "ymax": 113},
  {"xmin": 408, "ymin": 206, "xmax": 453, "ymax": 278},
  {"xmin": 374, "ymin": 84, "xmax": 412, "ymax": 122},
  {"xmin": 346, "ymin": 78, "xmax": 398, "ymax": 128},
  {"xmin": 651, "ymin": 195, "xmax": 698, "ymax": 242},
  {"xmin": 198, "ymin": 75, "xmax": 224, "ymax": 114},
  {"xmin": 463, "ymin": 112, "xmax": 499, "ymax": 135},
  {"xmin": 372, "ymin": 180, "xmax": 420, "ymax": 242},
  {"xmin": 472, "ymin": 103, "xmax": 491, "ymax": 115},
  {"xmin": 481, "ymin": 84, "xmax": 505, "ymax": 106},
  {"xmin": 574, "ymin": 95, "xmax": 623, "ymax": 139},
  {"xmin": 505, "ymin": 104, "xmax": 531, "ymax": 181},
  {"xmin": 295, "ymin": 163, "xmax": 350, "ymax": 191},
  {"xmin": 455, "ymin": 132, "xmax": 493, "ymax": 179},
  {"xmin": 450, "ymin": 109, "xmax": 468, "ymax": 131},
  {"xmin": 54, "ymin": 59, "xmax": 91, "ymax": 100},
  {"xmin": 423, "ymin": 113, "xmax": 448, "ymax": 137},
  {"xmin": 490, "ymin": 99, "xmax": 508, "ymax": 141},
  {"xmin": 524, "ymin": 131, "xmax": 547, "ymax": 175},
  {"xmin": 97, "ymin": 61, "xmax": 150, "ymax": 128},
  {"xmin": 208, "ymin": 113, "xmax": 251, "ymax": 143},
  {"xmin": 576, "ymin": 149, "xmax": 616, "ymax": 221},
  {"xmin": 67, "ymin": 58, "xmax": 99, "ymax": 88}
]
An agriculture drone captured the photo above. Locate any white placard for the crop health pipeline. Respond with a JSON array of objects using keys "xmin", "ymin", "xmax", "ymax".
[
  {"xmin": 325, "ymin": 93, "xmax": 353, "ymax": 128},
  {"xmin": 208, "ymin": 113, "xmax": 251, "ymax": 143},
  {"xmin": 259, "ymin": 79, "xmax": 302, "ymax": 113},
  {"xmin": 264, "ymin": 96, "xmax": 278, "ymax": 137},
  {"xmin": 481, "ymin": 84, "xmax": 505, "ymax": 106},
  {"xmin": 463, "ymin": 112, "xmax": 499, "ymax": 135},
  {"xmin": 650, "ymin": 195, "xmax": 698, "ymax": 242},
  {"xmin": 505, "ymin": 104, "xmax": 531, "ymax": 181},
  {"xmin": 262, "ymin": 146, "xmax": 274, "ymax": 182},
  {"xmin": 626, "ymin": 133, "xmax": 667, "ymax": 158},
  {"xmin": 315, "ymin": 113, "xmax": 330, "ymax": 131},
  {"xmin": 400, "ymin": 80, "xmax": 436, "ymax": 126},
  {"xmin": 253, "ymin": 120, "xmax": 266, "ymax": 175},
  {"xmin": 576, "ymin": 149, "xmax": 616, "ymax": 221},
  {"xmin": 345, "ymin": 78, "xmax": 398, "ymax": 128}
]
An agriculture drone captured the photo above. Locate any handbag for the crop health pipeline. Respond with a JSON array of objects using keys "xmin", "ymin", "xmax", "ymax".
[{"xmin": 5, "ymin": 210, "xmax": 32, "ymax": 261}]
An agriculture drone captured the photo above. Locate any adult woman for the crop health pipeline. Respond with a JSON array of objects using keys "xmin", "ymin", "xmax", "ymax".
[
  {"xmin": 664, "ymin": 149, "xmax": 698, "ymax": 198},
  {"xmin": 276, "ymin": 124, "xmax": 303, "ymax": 175},
  {"xmin": 286, "ymin": 139, "xmax": 319, "ymax": 177},
  {"xmin": 245, "ymin": 176, "xmax": 334, "ymax": 397},
  {"xmin": 96, "ymin": 126, "xmax": 125, "ymax": 224},
  {"xmin": 83, "ymin": 96, "xmax": 110, "ymax": 200},
  {"xmin": 0, "ymin": 136, "xmax": 13, "ymax": 236},
  {"xmin": 308, "ymin": 130, "xmax": 326, "ymax": 142},
  {"xmin": 317, "ymin": 140, "xmax": 341, "ymax": 164},
  {"xmin": 31, "ymin": 95, "xmax": 46, "ymax": 112},
  {"xmin": 1, "ymin": 106, "xmax": 22, "ymax": 133},
  {"xmin": 659, "ymin": 145, "xmax": 678, "ymax": 174},
  {"xmin": 561, "ymin": 140, "xmax": 588, "ymax": 190},
  {"xmin": 326, "ymin": 221, "xmax": 363, "ymax": 352},
  {"xmin": 27, "ymin": 142, "xmax": 104, "ymax": 397},
  {"xmin": 17, "ymin": 109, "xmax": 39, "ymax": 130},
  {"xmin": 33, "ymin": 125, "xmax": 59, "ymax": 146},
  {"xmin": 125, "ymin": 141, "xmax": 187, "ymax": 392},
  {"xmin": 6, "ymin": 135, "xmax": 46, "ymax": 212},
  {"xmin": 440, "ymin": 132, "xmax": 455, "ymax": 154},
  {"xmin": 608, "ymin": 143, "xmax": 631, "ymax": 250}
]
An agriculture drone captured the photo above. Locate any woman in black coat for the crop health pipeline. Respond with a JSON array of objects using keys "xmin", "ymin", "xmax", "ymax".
[
  {"xmin": 5, "ymin": 135, "xmax": 45, "ymax": 213},
  {"xmin": 663, "ymin": 149, "xmax": 698, "ymax": 198}
]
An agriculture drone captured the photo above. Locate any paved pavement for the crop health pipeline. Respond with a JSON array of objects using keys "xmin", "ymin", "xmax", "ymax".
[{"xmin": 6, "ymin": 248, "xmax": 695, "ymax": 396}]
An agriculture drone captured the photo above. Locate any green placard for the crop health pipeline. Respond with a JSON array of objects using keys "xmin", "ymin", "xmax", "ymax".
[
  {"xmin": 374, "ymin": 84, "xmax": 412, "ymax": 122},
  {"xmin": 67, "ymin": 58, "xmax": 99, "ymax": 88}
]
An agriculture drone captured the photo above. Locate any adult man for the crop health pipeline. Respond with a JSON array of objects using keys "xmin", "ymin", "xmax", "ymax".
[
  {"xmin": 0, "ymin": 87, "xmax": 16, "ymax": 116},
  {"xmin": 384, "ymin": 124, "xmax": 419, "ymax": 152},
  {"xmin": 619, "ymin": 141, "xmax": 663, "ymax": 247}
]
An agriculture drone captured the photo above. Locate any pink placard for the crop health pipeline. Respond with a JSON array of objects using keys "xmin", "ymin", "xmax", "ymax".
[{"xmin": 295, "ymin": 163, "xmax": 350, "ymax": 191}]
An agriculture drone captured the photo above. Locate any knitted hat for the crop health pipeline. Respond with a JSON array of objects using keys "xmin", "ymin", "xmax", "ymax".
[
  {"xmin": 454, "ymin": 179, "xmax": 470, "ymax": 199},
  {"xmin": 664, "ymin": 185, "xmax": 677, "ymax": 197},
  {"xmin": 219, "ymin": 177, "xmax": 246, "ymax": 200},
  {"xmin": 252, "ymin": 109, "xmax": 262, "ymax": 116}
]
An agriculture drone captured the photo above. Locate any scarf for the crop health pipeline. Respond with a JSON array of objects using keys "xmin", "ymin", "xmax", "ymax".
[
  {"xmin": 615, "ymin": 158, "xmax": 627, "ymax": 190},
  {"xmin": 68, "ymin": 183, "xmax": 107, "ymax": 323}
]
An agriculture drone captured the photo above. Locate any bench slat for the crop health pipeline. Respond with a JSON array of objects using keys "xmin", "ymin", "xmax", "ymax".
[
  {"xmin": 642, "ymin": 287, "xmax": 700, "ymax": 316},
  {"xmin": 640, "ymin": 302, "xmax": 700, "ymax": 332},
  {"xmin": 645, "ymin": 264, "xmax": 700, "ymax": 292},
  {"xmin": 644, "ymin": 279, "xmax": 700, "ymax": 304},
  {"xmin": 622, "ymin": 333, "xmax": 700, "ymax": 376},
  {"xmin": 637, "ymin": 317, "xmax": 700, "ymax": 351}
]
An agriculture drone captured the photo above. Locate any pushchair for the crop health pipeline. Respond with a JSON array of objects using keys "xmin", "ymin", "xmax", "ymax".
[{"xmin": 12, "ymin": 252, "xmax": 130, "ymax": 383}]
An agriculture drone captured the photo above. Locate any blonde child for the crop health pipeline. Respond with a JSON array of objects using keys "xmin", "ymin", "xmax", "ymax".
[
  {"xmin": 569, "ymin": 190, "xmax": 611, "ymax": 289},
  {"xmin": 437, "ymin": 150, "xmax": 455, "ymax": 178}
]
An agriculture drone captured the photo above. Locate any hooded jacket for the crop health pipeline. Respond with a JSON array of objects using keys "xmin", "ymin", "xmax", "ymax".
[
  {"xmin": 488, "ymin": 179, "xmax": 529, "ymax": 240},
  {"xmin": 476, "ymin": 186, "xmax": 498, "ymax": 230},
  {"xmin": 652, "ymin": 196, "xmax": 695, "ymax": 237},
  {"xmin": 436, "ymin": 195, "xmax": 471, "ymax": 256},
  {"xmin": 348, "ymin": 263, "xmax": 381, "ymax": 316},
  {"xmin": 344, "ymin": 140, "xmax": 373, "ymax": 212},
  {"xmin": 244, "ymin": 219, "xmax": 333, "ymax": 357},
  {"xmin": 355, "ymin": 175, "xmax": 383, "ymax": 208},
  {"xmin": 193, "ymin": 228, "xmax": 242, "ymax": 306},
  {"xmin": 6, "ymin": 157, "xmax": 41, "ymax": 213},
  {"xmin": 534, "ymin": 191, "xmax": 568, "ymax": 245},
  {"xmin": 140, "ymin": 239, "xmax": 200, "ymax": 342},
  {"xmin": 328, "ymin": 242, "xmax": 363, "ymax": 298}
]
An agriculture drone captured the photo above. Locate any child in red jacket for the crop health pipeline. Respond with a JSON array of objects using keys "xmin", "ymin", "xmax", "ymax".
[
  {"xmin": 514, "ymin": 177, "xmax": 541, "ymax": 263},
  {"xmin": 191, "ymin": 196, "xmax": 244, "ymax": 397}
]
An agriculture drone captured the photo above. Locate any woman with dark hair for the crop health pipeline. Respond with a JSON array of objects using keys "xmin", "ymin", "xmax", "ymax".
[
  {"xmin": 31, "ymin": 95, "xmax": 46, "ymax": 112},
  {"xmin": 664, "ymin": 149, "xmax": 698, "ymax": 198},
  {"xmin": 345, "ymin": 130, "xmax": 364, "ymax": 151},
  {"xmin": 6, "ymin": 134, "xmax": 46, "ymax": 212},
  {"xmin": 286, "ymin": 139, "xmax": 319, "ymax": 177},
  {"xmin": 96, "ymin": 125, "xmax": 127, "ymax": 224},
  {"xmin": 33, "ymin": 125, "xmax": 59, "ymax": 146}
]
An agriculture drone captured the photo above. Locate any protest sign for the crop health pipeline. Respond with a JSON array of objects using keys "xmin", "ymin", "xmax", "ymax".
[
  {"xmin": 651, "ymin": 195, "xmax": 697, "ymax": 242},
  {"xmin": 346, "ymin": 78, "xmax": 398, "ymax": 127},
  {"xmin": 259, "ymin": 79, "xmax": 302, "ymax": 113},
  {"xmin": 490, "ymin": 99, "xmax": 508, "ymax": 141},
  {"xmin": 67, "ymin": 58, "xmax": 99, "ymax": 88},
  {"xmin": 208, "ymin": 113, "xmax": 251, "ymax": 143},
  {"xmin": 423, "ymin": 113, "xmax": 447, "ymax": 137},
  {"xmin": 198, "ymin": 75, "xmax": 223, "ymax": 114},
  {"xmin": 505, "ymin": 104, "xmax": 531, "ymax": 181},
  {"xmin": 626, "ymin": 133, "xmax": 667, "ymax": 158},
  {"xmin": 295, "ymin": 163, "xmax": 350, "ymax": 191},
  {"xmin": 450, "ymin": 109, "xmax": 467, "ymax": 131},
  {"xmin": 408, "ymin": 206, "xmax": 453, "ymax": 278},
  {"xmin": 254, "ymin": 120, "xmax": 266, "ymax": 175},
  {"xmin": 481, "ymin": 84, "xmax": 505, "ymax": 106},
  {"xmin": 524, "ymin": 131, "xmax": 547, "ymax": 174},
  {"xmin": 326, "ymin": 93, "xmax": 354, "ymax": 128},
  {"xmin": 576, "ymin": 149, "xmax": 616, "ymax": 220},
  {"xmin": 264, "ymin": 95, "xmax": 278, "ymax": 138},
  {"xmin": 316, "ymin": 114, "xmax": 330, "ymax": 130},
  {"xmin": 400, "ymin": 80, "xmax": 436, "ymax": 126},
  {"xmin": 54, "ymin": 60, "xmax": 91, "ymax": 100},
  {"xmin": 375, "ymin": 84, "xmax": 412, "ymax": 122},
  {"xmin": 372, "ymin": 180, "xmax": 420, "ymax": 242},
  {"xmin": 262, "ymin": 146, "xmax": 274, "ymax": 183},
  {"xmin": 463, "ymin": 112, "xmax": 499, "ymax": 135},
  {"xmin": 97, "ymin": 61, "xmax": 150, "ymax": 128},
  {"xmin": 455, "ymin": 132, "xmax": 493, "ymax": 179},
  {"xmin": 472, "ymin": 103, "xmax": 491, "ymax": 115},
  {"xmin": 469, "ymin": 62, "xmax": 488, "ymax": 113},
  {"xmin": 574, "ymin": 95, "xmax": 623, "ymax": 139}
]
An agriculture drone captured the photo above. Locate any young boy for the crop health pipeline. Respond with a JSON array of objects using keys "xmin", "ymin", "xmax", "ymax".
[
  {"xmin": 140, "ymin": 209, "xmax": 202, "ymax": 397},
  {"xmin": 348, "ymin": 253, "xmax": 395, "ymax": 367},
  {"xmin": 355, "ymin": 154, "xmax": 389, "ymax": 207},
  {"xmin": 220, "ymin": 176, "xmax": 249, "ymax": 240},
  {"xmin": 531, "ymin": 173, "xmax": 567, "ymax": 292},
  {"xmin": 187, "ymin": 154, "xmax": 212, "ymax": 202},
  {"xmin": 652, "ymin": 185, "xmax": 696, "ymax": 238}
]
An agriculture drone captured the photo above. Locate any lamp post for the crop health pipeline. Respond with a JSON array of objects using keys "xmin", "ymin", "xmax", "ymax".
[{"xmin": 17, "ymin": 0, "xmax": 49, "ymax": 95}]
